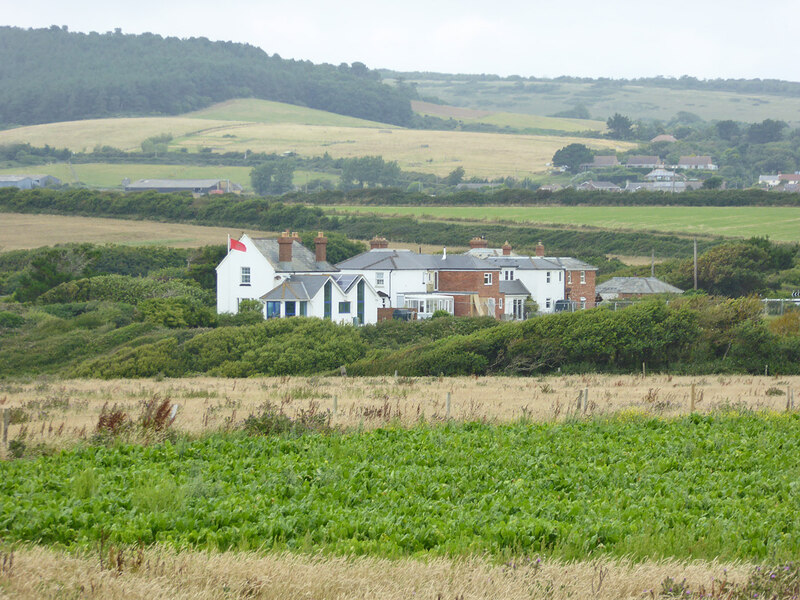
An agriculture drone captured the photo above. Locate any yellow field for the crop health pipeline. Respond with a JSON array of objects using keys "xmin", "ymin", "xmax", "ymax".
[
  {"xmin": 0, "ymin": 118, "xmax": 238, "ymax": 153},
  {"xmin": 2, "ymin": 374, "xmax": 796, "ymax": 456},
  {"xmin": 0, "ymin": 544, "xmax": 749, "ymax": 600},
  {"xmin": 0, "ymin": 213, "xmax": 277, "ymax": 250},
  {"xmin": 0, "ymin": 98, "xmax": 634, "ymax": 178}
]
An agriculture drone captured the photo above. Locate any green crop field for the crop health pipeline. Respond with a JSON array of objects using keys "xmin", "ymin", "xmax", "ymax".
[
  {"xmin": 328, "ymin": 205, "xmax": 800, "ymax": 242},
  {"xmin": 408, "ymin": 79, "xmax": 800, "ymax": 124},
  {"xmin": 0, "ymin": 163, "xmax": 336, "ymax": 191},
  {"xmin": 2, "ymin": 415, "xmax": 799, "ymax": 562}
]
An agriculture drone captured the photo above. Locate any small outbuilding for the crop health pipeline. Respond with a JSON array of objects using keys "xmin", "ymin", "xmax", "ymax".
[{"xmin": 597, "ymin": 277, "xmax": 684, "ymax": 300}]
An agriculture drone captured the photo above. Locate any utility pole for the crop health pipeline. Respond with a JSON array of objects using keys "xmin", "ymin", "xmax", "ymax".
[
  {"xmin": 693, "ymin": 238, "xmax": 698, "ymax": 290},
  {"xmin": 651, "ymin": 249, "xmax": 655, "ymax": 278}
]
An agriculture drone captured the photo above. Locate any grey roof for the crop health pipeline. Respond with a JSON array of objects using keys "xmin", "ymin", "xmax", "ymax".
[
  {"xmin": 597, "ymin": 277, "xmax": 683, "ymax": 295},
  {"xmin": 336, "ymin": 249, "xmax": 498, "ymax": 271},
  {"xmin": 626, "ymin": 155, "xmax": 662, "ymax": 165},
  {"xmin": 578, "ymin": 180, "xmax": 621, "ymax": 191},
  {"xmin": 332, "ymin": 273, "xmax": 360, "ymax": 293},
  {"xmin": 544, "ymin": 257, "xmax": 598, "ymax": 271},
  {"xmin": 589, "ymin": 156, "xmax": 620, "ymax": 167},
  {"xmin": 484, "ymin": 256, "xmax": 562, "ymax": 270},
  {"xmin": 261, "ymin": 275, "xmax": 330, "ymax": 301},
  {"xmin": 499, "ymin": 280, "xmax": 531, "ymax": 296},
  {"xmin": 678, "ymin": 156, "xmax": 714, "ymax": 166},
  {"xmin": 125, "ymin": 179, "xmax": 222, "ymax": 190},
  {"xmin": 251, "ymin": 238, "xmax": 337, "ymax": 273},
  {"xmin": 0, "ymin": 175, "xmax": 32, "ymax": 182}
]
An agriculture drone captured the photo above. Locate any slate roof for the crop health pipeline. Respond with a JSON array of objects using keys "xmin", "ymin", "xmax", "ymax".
[
  {"xmin": 545, "ymin": 257, "xmax": 598, "ymax": 271},
  {"xmin": 261, "ymin": 275, "xmax": 328, "ymax": 301},
  {"xmin": 483, "ymin": 256, "xmax": 562, "ymax": 270},
  {"xmin": 597, "ymin": 277, "xmax": 683, "ymax": 295},
  {"xmin": 499, "ymin": 280, "xmax": 531, "ymax": 296},
  {"xmin": 251, "ymin": 238, "xmax": 337, "ymax": 273},
  {"xmin": 577, "ymin": 180, "xmax": 621, "ymax": 191},
  {"xmin": 125, "ymin": 178, "xmax": 223, "ymax": 190},
  {"xmin": 677, "ymin": 156, "xmax": 714, "ymax": 167},
  {"xmin": 0, "ymin": 175, "xmax": 32, "ymax": 182},
  {"xmin": 588, "ymin": 155, "xmax": 620, "ymax": 167},
  {"xmin": 336, "ymin": 249, "xmax": 498, "ymax": 271}
]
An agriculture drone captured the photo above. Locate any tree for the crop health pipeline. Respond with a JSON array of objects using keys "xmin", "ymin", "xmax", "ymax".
[
  {"xmin": 250, "ymin": 160, "xmax": 295, "ymax": 195},
  {"xmin": 552, "ymin": 143, "xmax": 593, "ymax": 173},
  {"xmin": 444, "ymin": 166, "xmax": 465, "ymax": 186},
  {"xmin": 716, "ymin": 120, "xmax": 739, "ymax": 141},
  {"xmin": 690, "ymin": 242, "xmax": 772, "ymax": 296},
  {"xmin": 702, "ymin": 176, "xmax": 723, "ymax": 189},
  {"xmin": 606, "ymin": 113, "xmax": 633, "ymax": 140},
  {"xmin": 747, "ymin": 119, "xmax": 787, "ymax": 143}
]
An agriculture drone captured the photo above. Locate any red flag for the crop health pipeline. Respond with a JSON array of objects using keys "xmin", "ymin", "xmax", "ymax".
[{"xmin": 229, "ymin": 238, "xmax": 246, "ymax": 252}]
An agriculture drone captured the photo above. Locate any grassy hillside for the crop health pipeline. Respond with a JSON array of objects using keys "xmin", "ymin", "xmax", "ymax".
[
  {"xmin": 407, "ymin": 79, "xmax": 800, "ymax": 124},
  {"xmin": 0, "ymin": 99, "xmax": 635, "ymax": 179},
  {"xmin": 411, "ymin": 100, "xmax": 606, "ymax": 132},
  {"xmin": 328, "ymin": 204, "xmax": 800, "ymax": 242}
]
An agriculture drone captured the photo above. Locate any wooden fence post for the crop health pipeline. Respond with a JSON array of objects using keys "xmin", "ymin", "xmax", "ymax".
[
  {"xmin": 2, "ymin": 408, "xmax": 8, "ymax": 447},
  {"xmin": 690, "ymin": 383, "xmax": 696, "ymax": 413},
  {"xmin": 583, "ymin": 388, "xmax": 589, "ymax": 414},
  {"xmin": 446, "ymin": 392, "xmax": 451, "ymax": 419},
  {"xmin": 577, "ymin": 389, "xmax": 583, "ymax": 412},
  {"xmin": 333, "ymin": 395, "xmax": 338, "ymax": 417}
]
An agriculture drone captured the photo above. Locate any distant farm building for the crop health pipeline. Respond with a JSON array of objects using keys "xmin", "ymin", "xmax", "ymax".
[
  {"xmin": 125, "ymin": 179, "xmax": 242, "ymax": 194},
  {"xmin": 582, "ymin": 155, "xmax": 620, "ymax": 170},
  {"xmin": 626, "ymin": 155, "xmax": 663, "ymax": 169},
  {"xmin": 0, "ymin": 174, "xmax": 61, "ymax": 189},
  {"xmin": 576, "ymin": 180, "xmax": 621, "ymax": 192},
  {"xmin": 597, "ymin": 277, "xmax": 684, "ymax": 300},
  {"xmin": 651, "ymin": 134, "xmax": 678, "ymax": 143}
]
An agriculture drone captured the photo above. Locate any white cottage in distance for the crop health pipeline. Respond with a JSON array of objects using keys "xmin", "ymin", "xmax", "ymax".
[{"xmin": 216, "ymin": 231, "xmax": 379, "ymax": 324}]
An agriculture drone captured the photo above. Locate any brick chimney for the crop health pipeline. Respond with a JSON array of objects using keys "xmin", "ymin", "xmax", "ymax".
[
  {"xmin": 315, "ymin": 231, "xmax": 328, "ymax": 263},
  {"xmin": 278, "ymin": 230, "xmax": 293, "ymax": 263},
  {"xmin": 291, "ymin": 231, "xmax": 302, "ymax": 243},
  {"xmin": 469, "ymin": 236, "xmax": 488, "ymax": 249},
  {"xmin": 502, "ymin": 241, "xmax": 512, "ymax": 256},
  {"xmin": 370, "ymin": 236, "xmax": 389, "ymax": 250},
  {"xmin": 535, "ymin": 241, "xmax": 545, "ymax": 257}
]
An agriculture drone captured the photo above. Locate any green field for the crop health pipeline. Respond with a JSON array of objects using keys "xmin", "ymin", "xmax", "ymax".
[
  {"xmin": 408, "ymin": 79, "xmax": 800, "ymax": 124},
  {"xmin": 2, "ymin": 415, "xmax": 799, "ymax": 561},
  {"xmin": 0, "ymin": 163, "xmax": 336, "ymax": 191},
  {"xmin": 328, "ymin": 205, "xmax": 800, "ymax": 242}
]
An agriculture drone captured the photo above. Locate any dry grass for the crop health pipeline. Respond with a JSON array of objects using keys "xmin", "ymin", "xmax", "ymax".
[
  {"xmin": 170, "ymin": 122, "xmax": 634, "ymax": 178},
  {"xmin": 1, "ymin": 375, "xmax": 797, "ymax": 457},
  {"xmin": 0, "ymin": 117, "xmax": 238, "ymax": 153},
  {"xmin": 0, "ymin": 544, "xmax": 751, "ymax": 600},
  {"xmin": 0, "ymin": 213, "xmax": 281, "ymax": 251}
]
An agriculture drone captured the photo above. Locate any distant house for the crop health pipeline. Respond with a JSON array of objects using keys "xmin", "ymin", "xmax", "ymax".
[
  {"xmin": 650, "ymin": 134, "xmax": 677, "ymax": 143},
  {"xmin": 758, "ymin": 175, "xmax": 782, "ymax": 187},
  {"xmin": 625, "ymin": 180, "xmax": 701, "ymax": 193},
  {"xmin": 644, "ymin": 168, "xmax": 679, "ymax": 182},
  {"xmin": 577, "ymin": 180, "xmax": 621, "ymax": 192},
  {"xmin": 0, "ymin": 174, "xmax": 61, "ymax": 189},
  {"xmin": 582, "ymin": 155, "xmax": 620, "ymax": 170},
  {"xmin": 676, "ymin": 156, "xmax": 717, "ymax": 170},
  {"xmin": 778, "ymin": 173, "xmax": 800, "ymax": 184},
  {"xmin": 125, "ymin": 179, "xmax": 240, "ymax": 194},
  {"xmin": 597, "ymin": 277, "xmax": 683, "ymax": 300},
  {"xmin": 626, "ymin": 155, "xmax": 663, "ymax": 169}
]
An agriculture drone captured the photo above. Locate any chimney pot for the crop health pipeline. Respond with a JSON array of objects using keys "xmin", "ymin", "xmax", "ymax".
[
  {"xmin": 315, "ymin": 232, "xmax": 328, "ymax": 263},
  {"xmin": 469, "ymin": 237, "xmax": 488, "ymax": 249},
  {"xmin": 370, "ymin": 236, "xmax": 389, "ymax": 250},
  {"xmin": 502, "ymin": 241, "xmax": 512, "ymax": 256},
  {"xmin": 278, "ymin": 233, "xmax": 293, "ymax": 262}
]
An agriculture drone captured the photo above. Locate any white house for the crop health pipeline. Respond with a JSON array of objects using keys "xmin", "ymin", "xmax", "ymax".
[
  {"xmin": 215, "ymin": 231, "xmax": 380, "ymax": 324},
  {"xmin": 261, "ymin": 273, "xmax": 379, "ymax": 324}
]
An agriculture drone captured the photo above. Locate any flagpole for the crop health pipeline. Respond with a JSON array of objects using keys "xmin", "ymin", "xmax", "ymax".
[{"xmin": 227, "ymin": 234, "xmax": 230, "ymax": 255}]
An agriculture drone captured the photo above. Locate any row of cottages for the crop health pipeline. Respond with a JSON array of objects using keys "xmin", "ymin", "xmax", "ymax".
[
  {"xmin": 216, "ymin": 232, "xmax": 597, "ymax": 324},
  {"xmin": 583, "ymin": 155, "xmax": 718, "ymax": 171},
  {"xmin": 0, "ymin": 174, "xmax": 62, "ymax": 189}
]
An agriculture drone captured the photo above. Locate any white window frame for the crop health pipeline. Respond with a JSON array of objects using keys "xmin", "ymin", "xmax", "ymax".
[
  {"xmin": 546, "ymin": 271, "xmax": 551, "ymax": 284},
  {"xmin": 484, "ymin": 272, "xmax": 493, "ymax": 285},
  {"xmin": 503, "ymin": 269, "xmax": 514, "ymax": 281},
  {"xmin": 375, "ymin": 272, "xmax": 385, "ymax": 287},
  {"xmin": 567, "ymin": 271, "xmax": 572, "ymax": 284},
  {"xmin": 580, "ymin": 296, "xmax": 586, "ymax": 309},
  {"xmin": 434, "ymin": 271, "xmax": 439, "ymax": 291},
  {"xmin": 546, "ymin": 298, "xmax": 551, "ymax": 309},
  {"xmin": 499, "ymin": 297, "xmax": 503, "ymax": 309},
  {"xmin": 580, "ymin": 270, "xmax": 586, "ymax": 284},
  {"xmin": 559, "ymin": 271, "xmax": 563, "ymax": 282},
  {"xmin": 240, "ymin": 266, "xmax": 251, "ymax": 285}
]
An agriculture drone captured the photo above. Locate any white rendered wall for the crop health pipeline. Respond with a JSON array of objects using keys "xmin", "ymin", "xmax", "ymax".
[{"xmin": 215, "ymin": 234, "xmax": 276, "ymax": 314}]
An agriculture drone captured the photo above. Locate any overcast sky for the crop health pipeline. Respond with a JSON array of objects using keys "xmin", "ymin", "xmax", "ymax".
[{"xmin": 6, "ymin": 0, "xmax": 799, "ymax": 81}]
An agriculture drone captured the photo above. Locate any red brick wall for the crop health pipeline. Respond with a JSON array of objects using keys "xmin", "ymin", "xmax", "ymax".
[
  {"xmin": 565, "ymin": 269, "xmax": 596, "ymax": 308},
  {"xmin": 438, "ymin": 270, "xmax": 503, "ymax": 318}
]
